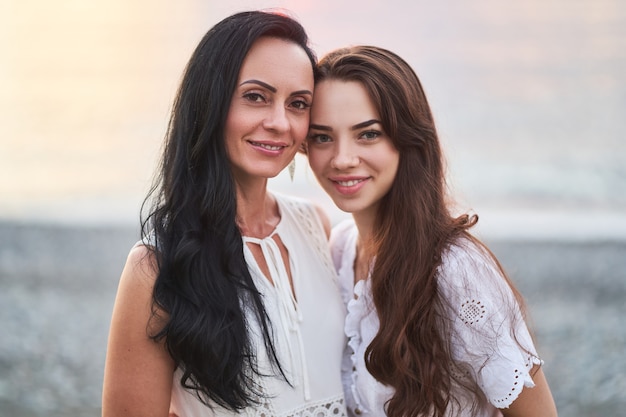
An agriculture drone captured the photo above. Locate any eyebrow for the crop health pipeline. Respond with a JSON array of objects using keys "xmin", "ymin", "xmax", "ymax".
[
  {"xmin": 352, "ymin": 119, "xmax": 381, "ymax": 130},
  {"xmin": 309, "ymin": 119, "xmax": 381, "ymax": 132},
  {"xmin": 240, "ymin": 79, "xmax": 312, "ymax": 96},
  {"xmin": 309, "ymin": 123, "xmax": 332, "ymax": 131}
]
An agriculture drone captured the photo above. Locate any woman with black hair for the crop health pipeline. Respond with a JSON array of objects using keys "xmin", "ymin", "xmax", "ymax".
[{"xmin": 102, "ymin": 11, "xmax": 347, "ymax": 417}]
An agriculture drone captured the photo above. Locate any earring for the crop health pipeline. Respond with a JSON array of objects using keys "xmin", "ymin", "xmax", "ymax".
[{"xmin": 288, "ymin": 158, "xmax": 296, "ymax": 182}]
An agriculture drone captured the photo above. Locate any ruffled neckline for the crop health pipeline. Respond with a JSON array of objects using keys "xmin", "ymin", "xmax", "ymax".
[{"xmin": 344, "ymin": 278, "xmax": 371, "ymax": 413}]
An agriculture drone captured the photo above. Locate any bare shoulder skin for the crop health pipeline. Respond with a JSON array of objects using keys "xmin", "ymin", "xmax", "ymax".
[{"xmin": 102, "ymin": 245, "xmax": 175, "ymax": 417}]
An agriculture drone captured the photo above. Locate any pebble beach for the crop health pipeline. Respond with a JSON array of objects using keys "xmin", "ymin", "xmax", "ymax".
[{"xmin": 1, "ymin": 220, "xmax": 625, "ymax": 416}]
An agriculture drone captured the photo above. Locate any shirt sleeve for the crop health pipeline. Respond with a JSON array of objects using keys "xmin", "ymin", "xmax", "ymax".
[{"xmin": 438, "ymin": 239, "xmax": 543, "ymax": 409}]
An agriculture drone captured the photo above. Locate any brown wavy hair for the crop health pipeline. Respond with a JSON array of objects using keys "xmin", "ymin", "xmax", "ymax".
[{"xmin": 316, "ymin": 46, "xmax": 526, "ymax": 416}]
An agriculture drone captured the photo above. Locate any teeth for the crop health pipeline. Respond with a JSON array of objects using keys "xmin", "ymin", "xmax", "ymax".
[
  {"xmin": 337, "ymin": 179, "xmax": 363, "ymax": 186},
  {"xmin": 253, "ymin": 142, "xmax": 282, "ymax": 151}
]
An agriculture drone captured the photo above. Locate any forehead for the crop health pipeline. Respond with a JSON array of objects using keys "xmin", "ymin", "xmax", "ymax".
[
  {"xmin": 311, "ymin": 80, "xmax": 379, "ymax": 122},
  {"xmin": 237, "ymin": 37, "xmax": 313, "ymax": 88}
]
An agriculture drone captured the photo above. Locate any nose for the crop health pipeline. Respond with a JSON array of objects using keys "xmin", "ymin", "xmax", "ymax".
[
  {"xmin": 262, "ymin": 104, "xmax": 290, "ymax": 133},
  {"xmin": 331, "ymin": 140, "xmax": 359, "ymax": 170}
]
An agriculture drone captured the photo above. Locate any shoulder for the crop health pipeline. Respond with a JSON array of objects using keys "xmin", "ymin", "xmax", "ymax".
[
  {"xmin": 439, "ymin": 236, "xmax": 503, "ymax": 288},
  {"xmin": 112, "ymin": 244, "xmax": 163, "ymax": 331},
  {"xmin": 314, "ymin": 205, "xmax": 332, "ymax": 238},
  {"xmin": 329, "ymin": 219, "xmax": 356, "ymax": 251},
  {"xmin": 274, "ymin": 192, "xmax": 330, "ymax": 236},
  {"xmin": 329, "ymin": 219, "xmax": 356, "ymax": 271},
  {"xmin": 437, "ymin": 236, "xmax": 519, "ymax": 319},
  {"xmin": 102, "ymin": 244, "xmax": 174, "ymax": 415},
  {"xmin": 123, "ymin": 243, "xmax": 159, "ymax": 291}
]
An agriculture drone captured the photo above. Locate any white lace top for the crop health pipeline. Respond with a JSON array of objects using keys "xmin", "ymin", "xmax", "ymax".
[
  {"xmin": 330, "ymin": 220, "xmax": 542, "ymax": 417},
  {"xmin": 169, "ymin": 194, "xmax": 347, "ymax": 416}
]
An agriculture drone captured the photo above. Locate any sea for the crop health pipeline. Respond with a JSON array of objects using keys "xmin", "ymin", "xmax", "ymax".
[{"xmin": 1, "ymin": 0, "xmax": 625, "ymax": 240}]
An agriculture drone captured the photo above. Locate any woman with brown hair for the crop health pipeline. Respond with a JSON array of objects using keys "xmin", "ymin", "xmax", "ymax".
[{"xmin": 306, "ymin": 45, "xmax": 557, "ymax": 417}]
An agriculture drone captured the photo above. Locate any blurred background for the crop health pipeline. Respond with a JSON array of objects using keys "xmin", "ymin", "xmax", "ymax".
[{"xmin": 1, "ymin": 0, "xmax": 624, "ymax": 415}]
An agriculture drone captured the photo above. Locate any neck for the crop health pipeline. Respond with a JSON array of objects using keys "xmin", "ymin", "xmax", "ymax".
[
  {"xmin": 352, "ymin": 211, "xmax": 377, "ymax": 283},
  {"xmin": 235, "ymin": 178, "xmax": 278, "ymax": 238},
  {"xmin": 352, "ymin": 209, "xmax": 376, "ymax": 249}
]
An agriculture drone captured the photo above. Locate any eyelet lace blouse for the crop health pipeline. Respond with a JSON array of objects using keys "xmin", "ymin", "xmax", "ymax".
[
  {"xmin": 169, "ymin": 194, "xmax": 348, "ymax": 416},
  {"xmin": 330, "ymin": 219, "xmax": 542, "ymax": 417}
]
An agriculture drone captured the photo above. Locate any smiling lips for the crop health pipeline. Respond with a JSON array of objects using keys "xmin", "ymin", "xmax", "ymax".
[
  {"xmin": 249, "ymin": 140, "xmax": 287, "ymax": 154},
  {"xmin": 331, "ymin": 177, "xmax": 369, "ymax": 195}
]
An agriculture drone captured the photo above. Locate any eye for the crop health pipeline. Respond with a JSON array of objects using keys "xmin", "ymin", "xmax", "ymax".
[
  {"xmin": 290, "ymin": 98, "xmax": 311, "ymax": 111},
  {"xmin": 308, "ymin": 133, "xmax": 332, "ymax": 144},
  {"xmin": 242, "ymin": 92, "xmax": 266, "ymax": 103},
  {"xmin": 360, "ymin": 130, "xmax": 381, "ymax": 140}
]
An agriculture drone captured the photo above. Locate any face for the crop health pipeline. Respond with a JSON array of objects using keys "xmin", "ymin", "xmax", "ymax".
[
  {"xmin": 224, "ymin": 36, "xmax": 314, "ymax": 182},
  {"xmin": 307, "ymin": 80, "xmax": 400, "ymax": 220}
]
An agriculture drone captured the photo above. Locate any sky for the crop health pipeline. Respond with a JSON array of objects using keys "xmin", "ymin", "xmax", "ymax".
[{"xmin": 1, "ymin": 0, "xmax": 624, "ymax": 239}]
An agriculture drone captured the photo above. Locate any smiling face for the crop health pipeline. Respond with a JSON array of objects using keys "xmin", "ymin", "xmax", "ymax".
[
  {"xmin": 224, "ymin": 36, "xmax": 314, "ymax": 182},
  {"xmin": 307, "ymin": 79, "xmax": 400, "ymax": 221}
]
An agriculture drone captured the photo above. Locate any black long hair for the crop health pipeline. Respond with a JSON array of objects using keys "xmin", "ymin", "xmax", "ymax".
[{"xmin": 140, "ymin": 10, "xmax": 316, "ymax": 410}]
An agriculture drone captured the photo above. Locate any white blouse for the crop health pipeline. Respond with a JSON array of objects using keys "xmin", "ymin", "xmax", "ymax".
[
  {"xmin": 330, "ymin": 219, "xmax": 542, "ymax": 417},
  {"xmin": 169, "ymin": 194, "xmax": 348, "ymax": 416}
]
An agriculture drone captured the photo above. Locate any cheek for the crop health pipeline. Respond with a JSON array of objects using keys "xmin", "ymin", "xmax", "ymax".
[
  {"xmin": 223, "ymin": 112, "xmax": 243, "ymax": 144},
  {"xmin": 368, "ymin": 148, "xmax": 400, "ymax": 182},
  {"xmin": 386, "ymin": 156, "xmax": 401, "ymax": 184},
  {"xmin": 306, "ymin": 150, "xmax": 325, "ymax": 175},
  {"xmin": 291, "ymin": 115, "xmax": 311, "ymax": 143},
  {"xmin": 379, "ymin": 144, "xmax": 400, "ymax": 173}
]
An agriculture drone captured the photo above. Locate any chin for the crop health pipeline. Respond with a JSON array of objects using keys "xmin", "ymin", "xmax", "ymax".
[
  {"xmin": 249, "ymin": 164, "xmax": 287, "ymax": 179},
  {"xmin": 266, "ymin": 166, "xmax": 287, "ymax": 178},
  {"xmin": 331, "ymin": 200, "xmax": 361, "ymax": 215}
]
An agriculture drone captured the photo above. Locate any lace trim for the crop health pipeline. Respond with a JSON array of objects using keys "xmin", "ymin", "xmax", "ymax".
[
  {"xmin": 344, "ymin": 279, "xmax": 369, "ymax": 414},
  {"xmin": 283, "ymin": 198, "xmax": 335, "ymax": 278},
  {"xmin": 255, "ymin": 395, "xmax": 346, "ymax": 417},
  {"xmin": 459, "ymin": 298, "xmax": 486, "ymax": 326},
  {"xmin": 489, "ymin": 353, "xmax": 542, "ymax": 408}
]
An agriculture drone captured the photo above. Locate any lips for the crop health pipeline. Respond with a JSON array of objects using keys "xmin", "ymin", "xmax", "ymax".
[
  {"xmin": 249, "ymin": 141, "xmax": 285, "ymax": 151},
  {"xmin": 330, "ymin": 176, "xmax": 369, "ymax": 195}
]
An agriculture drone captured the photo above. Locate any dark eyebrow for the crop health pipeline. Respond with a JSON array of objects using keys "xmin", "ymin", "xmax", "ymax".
[
  {"xmin": 240, "ymin": 79, "xmax": 312, "ymax": 97},
  {"xmin": 310, "ymin": 119, "xmax": 381, "ymax": 132},
  {"xmin": 292, "ymin": 89, "xmax": 313, "ymax": 97},
  {"xmin": 351, "ymin": 119, "xmax": 381, "ymax": 130},
  {"xmin": 241, "ymin": 79, "xmax": 276, "ymax": 92},
  {"xmin": 309, "ymin": 124, "xmax": 332, "ymax": 131}
]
